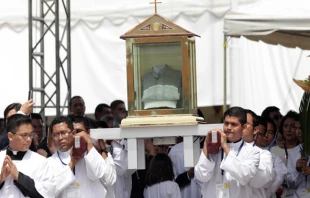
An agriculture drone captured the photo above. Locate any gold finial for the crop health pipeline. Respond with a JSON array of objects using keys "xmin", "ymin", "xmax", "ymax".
[{"xmin": 149, "ymin": 0, "xmax": 162, "ymax": 14}]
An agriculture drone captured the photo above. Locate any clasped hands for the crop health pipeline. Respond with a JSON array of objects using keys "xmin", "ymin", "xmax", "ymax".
[{"xmin": 0, "ymin": 156, "xmax": 19, "ymax": 183}]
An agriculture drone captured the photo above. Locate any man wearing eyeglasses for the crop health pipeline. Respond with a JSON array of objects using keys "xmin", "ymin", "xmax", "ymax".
[
  {"xmin": 47, "ymin": 116, "xmax": 116, "ymax": 198},
  {"xmin": 0, "ymin": 114, "xmax": 55, "ymax": 198}
]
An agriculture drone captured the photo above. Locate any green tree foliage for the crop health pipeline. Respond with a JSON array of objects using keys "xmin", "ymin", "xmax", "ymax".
[{"xmin": 299, "ymin": 92, "xmax": 310, "ymax": 159}]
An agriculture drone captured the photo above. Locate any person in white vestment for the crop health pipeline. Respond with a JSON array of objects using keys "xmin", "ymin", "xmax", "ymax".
[
  {"xmin": 48, "ymin": 116, "xmax": 116, "ymax": 198},
  {"xmin": 111, "ymin": 139, "xmax": 135, "ymax": 198},
  {"xmin": 243, "ymin": 110, "xmax": 275, "ymax": 198},
  {"xmin": 69, "ymin": 115, "xmax": 117, "ymax": 198},
  {"xmin": 144, "ymin": 153, "xmax": 181, "ymax": 198},
  {"xmin": 0, "ymin": 114, "xmax": 55, "ymax": 198},
  {"xmin": 195, "ymin": 107, "xmax": 260, "ymax": 198},
  {"xmin": 286, "ymin": 143, "xmax": 310, "ymax": 198},
  {"xmin": 255, "ymin": 117, "xmax": 288, "ymax": 198},
  {"xmin": 168, "ymin": 141, "xmax": 201, "ymax": 198}
]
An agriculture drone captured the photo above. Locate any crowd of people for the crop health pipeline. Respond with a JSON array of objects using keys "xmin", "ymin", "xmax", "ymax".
[{"xmin": 0, "ymin": 96, "xmax": 309, "ymax": 198}]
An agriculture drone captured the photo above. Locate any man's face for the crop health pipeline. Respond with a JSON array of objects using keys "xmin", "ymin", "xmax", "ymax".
[
  {"xmin": 97, "ymin": 107, "xmax": 112, "ymax": 120},
  {"xmin": 242, "ymin": 113, "xmax": 255, "ymax": 143},
  {"xmin": 70, "ymin": 98, "xmax": 85, "ymax": 116},
  {"xmin": 112, "ymin": 103, "xmax": 126, "ymax": 116},
  {"xmin": 254, "ymin": 124, "xmax": 267, "ymax": 147},
  {"xmin": 223, "ymin": 116, "xmax": 245, "ymax": 143},
  {"xmin": 8, "ymin": 123, "xmax": 33, "ymax": 152},
  {"xmin": 73, "ymin": 123, "xmax": 88, "ymax": 134},
  {"xmin": 52, "ymin": 122, "xmax": 74, "ymax": 152},
  {"xmin": 32, "ymin": 118, "xmax": 43, "ymax": 142},
  {"xmin": 269, "ymin": 111, "xmax": 282, "ymax": 130}
]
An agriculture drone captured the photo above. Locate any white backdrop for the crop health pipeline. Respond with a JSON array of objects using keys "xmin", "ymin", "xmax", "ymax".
[{"xmin": 0, "ymin": 0, "xmax": 309, "ymax": 117}]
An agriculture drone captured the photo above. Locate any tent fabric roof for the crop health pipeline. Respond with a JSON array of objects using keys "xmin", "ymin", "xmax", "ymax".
[
  {"xmin": 224, "ymin": 0, "xmax": 310, "ymax": 50},
  {"xmin": 0, "ymin": 0, "xmax": 258, "ymax": 32}
]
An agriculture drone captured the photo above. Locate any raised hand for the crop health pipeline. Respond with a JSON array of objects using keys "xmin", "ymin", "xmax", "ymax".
[
  {"xmin": 20, "ymin": 99, "xmax": 35, "ymax": 115},
  {"xmin": 75, "ymin": 131, "xmax": 93, "ymax": 152},
  {"xmin": 219, "ymin": 130, "xmax": 230, "ymax": 155}
]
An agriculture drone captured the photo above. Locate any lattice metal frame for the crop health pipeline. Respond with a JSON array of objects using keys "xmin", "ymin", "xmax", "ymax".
[{"xmin": 28, "ymin": 0, "xmax": 71, "ymax": 117}]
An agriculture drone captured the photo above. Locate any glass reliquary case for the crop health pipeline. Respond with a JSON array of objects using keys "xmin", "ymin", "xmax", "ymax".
[{"xmin": 120, "ymin": 14, "xmax": 200, "ymax": 126}]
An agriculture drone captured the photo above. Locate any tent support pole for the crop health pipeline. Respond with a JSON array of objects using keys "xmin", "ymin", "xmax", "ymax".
[{"xmin": 223, "ymin": 35, "xmax": 227, "ymax": 113}]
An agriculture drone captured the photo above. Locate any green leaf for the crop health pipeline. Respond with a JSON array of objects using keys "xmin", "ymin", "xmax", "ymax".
[{"xmin": 299, "ymin": 92, "xmax": 310, "ymax": 158}]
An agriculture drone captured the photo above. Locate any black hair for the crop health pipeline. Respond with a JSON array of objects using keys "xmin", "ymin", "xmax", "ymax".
[
  {"xmin": 261, "ymin": 106, "xmax": 280, "ymax": 118},
  {"xmin": 264, "ymin": 116, "xmax": 277, "ymax": 135},
  {"xmin": 223, "ymin": 106, "xmax": 247, "ymax": 125},
  {"xmin": 145, "ymin": 153, "xmax": 174, "ymax": 187},
  {"xmin": 49, "ymin": 116, "xmax": 74, "ymax": 133},
  {"xmin": 95, "ymin": 121, "xmax": 109, "ymax": 128},
  {"xmin": 6, "ymin": 114, "xmax": 32, "ymax": 134},
  {"xmin": 4, "ymin": 103, "xmax": 21, "ymax": 125},
  {"xmin": 257, "ymin": 116, "xmax": 267, "ymax": 130},
  {"xmin": 245, "ymin": 109, "xmax": 259, "ymax": 127},
  {"xmin": 30, "ymin": 113, "xmax": 43, "ymax": 122},
  {"xmin": 278, "ymin": 110, "xmax": 299, "ymax": 137},
  {"xmin": 67, "ymin": 115, "xmax": 90, "ymax": 132},
  {"xmin": 110, "ymin": 100, "xmax": 124, "ymax": 110},
  {"xmin": 69, "ymin": 96, "xmax": 84, "ymax": 108},
  {"xmin": 94, "ymin": 103, "xmax": 110, "ymax": 119}
]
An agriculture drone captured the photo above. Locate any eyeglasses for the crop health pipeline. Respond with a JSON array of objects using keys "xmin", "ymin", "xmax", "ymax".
[
  {"xmin": 14, "ymin": 132, "xmax": 35, "ymax": 140},
  {"xmin": 272, "ymin": 115, "xmax": 282, "ymax": 121},
  {"xmin": 52, "ymin": 131, "xmax": 72, "ymax": 139}
]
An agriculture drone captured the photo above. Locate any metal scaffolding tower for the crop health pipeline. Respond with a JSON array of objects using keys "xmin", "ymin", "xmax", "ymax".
[{"xmin": 28, "ymin": 0, "xmax": 71, "ymax": 117}]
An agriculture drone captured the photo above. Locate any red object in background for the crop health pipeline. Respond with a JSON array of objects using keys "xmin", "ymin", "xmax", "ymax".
[
  {"xmin": 207, "ymin": 131, "xmax": 221, "ymax": 154},
  {"xmin": 276, "ymin": 188, "xmax": 283, "ymax": 196},
  {"xmin": 72, "ymin": 136, "xmax": 87, "ymax": 158}
]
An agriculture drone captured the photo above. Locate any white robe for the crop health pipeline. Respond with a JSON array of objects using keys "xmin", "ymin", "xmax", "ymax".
[
  {"xmin": 144, "ymin": 181, "xmax": 181, "ymax": 198},
  {"xmin": 48, "ymin": 146, "xmax": 116, "ymax": 198},
  {"xmin": 270, "ymin": 146, "xmax": 293, "ymax": 166},
  {"xmin": 168, "ymin": 142, "xmax": 201, "ymax": 198},
  {"xmin": 195, "ymin": 140, "xmax": 260, "ymax": 198},
  {"xmin": 267, "ymin": 153, "xmax": 287, "ymax": 198},
  {"xmin": 286, "ymin": 144, "xmax": 310, "ymax": 198},
  {"xmin": 247, "ymin": 142, "xmax": 274, "ymax": 198},
  {"xmin": 0, "ymin": 150, "xmax": 56, "ymax": 198},
  {"xmin": 111, "ymin": 140, "xmax": 135, "ymax": 198}
]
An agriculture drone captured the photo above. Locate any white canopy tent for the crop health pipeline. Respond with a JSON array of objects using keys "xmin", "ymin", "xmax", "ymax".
[
  {"xmin": 223, "ymin": 0, "xmax": 310, "ymax": 114},
  {"xmin": 0, "ymin": 0, "xmax": 261, "ymax": 116},
  {"xmin": 1, "ymin": 0, "xmax": 308, "ymax": 117},
  {"xmin": 225, "ymin": 0, "xmax": 310, "ymax": 49}
]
